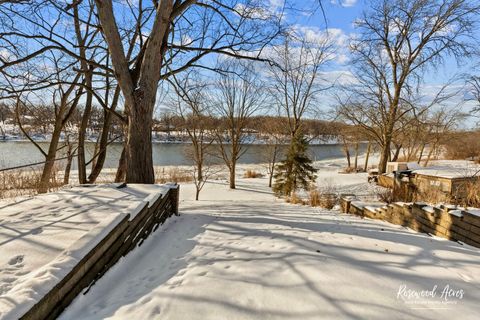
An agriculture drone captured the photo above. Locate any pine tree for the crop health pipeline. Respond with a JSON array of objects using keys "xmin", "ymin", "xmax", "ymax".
[{"xmin": 273, "ymin": 134, "xmax": 318, "ymax": 197}]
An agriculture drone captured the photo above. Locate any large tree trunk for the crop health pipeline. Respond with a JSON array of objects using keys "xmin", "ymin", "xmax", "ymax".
[
  {"xmin": 378, "ymin": 132, "xmax": 392, "ymax": 174},
  {"xmin": 94, "ymin": 0, "xmax": 173, "ymax": 184},
  {"xmin": 125, "ymin": 96, "xmax": 155, "ymax": 183}
]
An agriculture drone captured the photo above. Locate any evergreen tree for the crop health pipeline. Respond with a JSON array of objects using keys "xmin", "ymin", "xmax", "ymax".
[{"xmin": 273, "ymin": 134, "xmax": 318, "ymax": 196}]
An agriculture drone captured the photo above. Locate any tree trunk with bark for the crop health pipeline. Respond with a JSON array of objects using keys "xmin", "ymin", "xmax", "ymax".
[
  {"xmin": 77, "ymin": 68, "xmax": 93, "ymax": 184},
  {"xmin": 354, "ymin": 142, "xmax": 359, "ymax": 171},
  {"xmin": 229, "ymin": 161, "xmax": 236, "ymax": 189},
  {"xmin": 364, "ymin": 141, "xmax": 371, "ymax": 171},
  {"xmin": 115, "ymin": 145, "xmax": 127, "ymax": 182},
  {"xmin": 64, "ymin": 143, "xmax": 74, "ymax": 185},
  {"xmin": 38, "ymin": 123, "xmax": 62, "ymax": 193},
  {"xmin": 125, "ymin": 95, "xmax": 155, "ymax": 183},
  {"xmin": 88, "ymin": 110, "xmax": 113, "ymax": 183}
]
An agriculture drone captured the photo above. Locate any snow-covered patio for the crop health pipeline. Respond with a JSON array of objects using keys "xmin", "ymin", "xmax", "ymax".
[
  {"xmin": 0, "ymin": 184, "xmax": 173, "ymax": 319},
  {"xmin": 60, "ymin": 173, "xmax": 480, "ymax": 320}
]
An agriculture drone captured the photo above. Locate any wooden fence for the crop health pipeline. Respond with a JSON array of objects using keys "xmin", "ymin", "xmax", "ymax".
[
  {"xmin": 20, "ymin": 184, "xmax": 180, "ymax": 320},
  {"xmin": 340, "ymin": 197, "xmax": 480, "ymax": 249}
]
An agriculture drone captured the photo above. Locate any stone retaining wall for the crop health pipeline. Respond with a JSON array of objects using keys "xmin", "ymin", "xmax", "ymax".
[{"xmin": 340, "ymin": 197, "xmax": 480, "ymax": 249}]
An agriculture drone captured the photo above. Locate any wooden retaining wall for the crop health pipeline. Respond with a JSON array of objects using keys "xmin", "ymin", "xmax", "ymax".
[
  {"xmin": 21, "ymin": 184, "xmax": 180, "ymax": 320},
  {"xmin": 340, "ymin": 197, "xmax": 480, "ymax": 249}
]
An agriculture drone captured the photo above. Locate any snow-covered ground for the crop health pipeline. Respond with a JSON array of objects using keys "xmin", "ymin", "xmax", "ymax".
[
  {"xmin": 59, "ymin": 165, "xmax": 480, "ymax": 320},
  {"xmin": 0, "ymin": 184, "xmax": 170, "ymax": 319}
]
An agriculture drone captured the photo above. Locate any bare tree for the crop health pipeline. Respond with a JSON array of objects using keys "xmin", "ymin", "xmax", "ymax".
[
  {"xmin": 269, "ymin": 32, "xmax": 334, "ymax": 139},
  {"xmin": 211, "ymin": 60, "xmax": 265, "ymax": 189},
  {"xmin": 258, "ymin": 116, "xmax": 287, "ymax": 187},
  {"xmin": 169, "ymin": 73, "xmax": 216, "ymax": 199},
  {"xmin": 422, "ymin": 108, "xmax": 462, "ymax": 166},
  {"xmin": 7, "ymin": 50, "xmax": 84, "ymax": 193},
  {"xmin": 349, "ymin": 0, "xmax": 479, "ymax": 173},
  {"xmin": 91, "ymin": 0, "xmax": 283, "ymax": 183}
]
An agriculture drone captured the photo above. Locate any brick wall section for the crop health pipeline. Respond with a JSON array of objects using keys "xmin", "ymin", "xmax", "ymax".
[
  {"xmin": 340, "ymin": 197, "xmax": 480, "ymax": 249},
  {"xmin": 21, "ymin": 184, "xmax": 180, "ymax": 320}
]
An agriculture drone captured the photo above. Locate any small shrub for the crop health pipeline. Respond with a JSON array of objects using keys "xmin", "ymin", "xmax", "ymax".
[
  {"xmin": 309, "ymin": 189, "xmax": 337, "ymax": 209},
  {"xmin": 243, "ymin": 169, "xmax": 263, "ymax": 178}
]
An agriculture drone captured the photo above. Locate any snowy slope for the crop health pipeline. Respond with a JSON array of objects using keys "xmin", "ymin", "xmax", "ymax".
[{"xmin": 60, "ymin": 177, "xmax": 480, "ymax": 320}]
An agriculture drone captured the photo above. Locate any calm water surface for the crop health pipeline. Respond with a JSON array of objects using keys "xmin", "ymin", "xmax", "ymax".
[{"xmin": 0, "ymin": 141, "xmax": 366, "ymax": 170}]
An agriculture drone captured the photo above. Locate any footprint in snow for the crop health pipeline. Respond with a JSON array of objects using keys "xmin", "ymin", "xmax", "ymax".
[
  {"xmin": 150, "ymin": 306, "xmax": 161, "ymax": 316},
  {"xmin": 8, "ymin": 255, "xmax": 24, "ymax": 266}
]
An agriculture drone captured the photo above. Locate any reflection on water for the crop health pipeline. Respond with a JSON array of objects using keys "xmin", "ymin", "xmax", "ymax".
[{"xmin": 0, "ymin": 141, "xmax": 367, "ymax": 170}]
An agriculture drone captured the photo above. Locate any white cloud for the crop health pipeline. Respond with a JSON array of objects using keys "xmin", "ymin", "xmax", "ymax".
[
  {"xmin": 330, "ymin": 0, "xmax": 358, "ymax": 7},
  {"xmin": 290, "ymin": 26, "xmax": 352, "ymax": 64}
]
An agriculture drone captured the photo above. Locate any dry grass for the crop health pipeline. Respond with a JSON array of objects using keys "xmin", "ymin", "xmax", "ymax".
[
  {"xmin": 0, "ymin": 165, "xmax": 63, "ymax": 199},
  {"xmin": 286, "ymin": 192, "xmax": 307, "ymax": 205},
  {"xmin": 413, "ymin": 188, "xmax": 448, "ymax": 204},
  {"xmin": 376, "ymin": 185, "xmax": 415, "ymax": 203},
  {"xmin": 309, "ymin": 189, "xmax": 337, "ymax": 209},
  {"xmin": 376, "ymin": 188, "xmax": 395, "ymax": 203},
  {"xmin": 456, "ymin": 180, "xmax": 480, "ymax": 208},
  {"xmin": 243, "ymin": 169, "xmax": 263, "ymax": 178},
  {"xmin": 155, "ymin": 167, "xmax": 193, "ymax": 184},
  {"xmin": 1, "ymin": 165, "xmax": 196, "ymax": 200}
]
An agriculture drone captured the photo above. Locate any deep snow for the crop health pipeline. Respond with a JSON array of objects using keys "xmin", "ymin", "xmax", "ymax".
[{"xmin": 59, "ymin": 164, "xmax": 480, "ymax": 320}]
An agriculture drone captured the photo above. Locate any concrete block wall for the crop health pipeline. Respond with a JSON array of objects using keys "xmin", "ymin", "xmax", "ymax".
[{"xmin": 340, "ymin": 197, "xmax": 480, "ymax": 249}]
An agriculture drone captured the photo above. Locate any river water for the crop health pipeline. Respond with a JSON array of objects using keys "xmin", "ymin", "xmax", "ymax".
[{"xmin": 0, "ymin": 141, "xmax": 366, "ymax": 170}]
